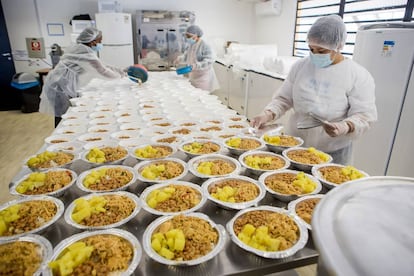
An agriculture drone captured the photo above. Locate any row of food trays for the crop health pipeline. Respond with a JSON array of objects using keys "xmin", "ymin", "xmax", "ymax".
[{"xmin": 0, "ymin": 128, "xmax": 370, "ymax": 275}]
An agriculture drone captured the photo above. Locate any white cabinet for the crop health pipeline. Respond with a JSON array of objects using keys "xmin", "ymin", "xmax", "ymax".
[
  {"xmin": 228, "ymin": 70, "xmax": 249, "ymax": 115},
  {"xmin": 213, "ymin": 62, "xmax": 231, "ymax": 105},
  {"xmin": 246, "ymin": 71, "xmax": 283, "ymax": 120}
]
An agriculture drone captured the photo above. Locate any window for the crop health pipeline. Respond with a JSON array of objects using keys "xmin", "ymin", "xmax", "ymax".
[{"xmin": 293, "ymin": 0, "xmax": 413, "ymax": 57}]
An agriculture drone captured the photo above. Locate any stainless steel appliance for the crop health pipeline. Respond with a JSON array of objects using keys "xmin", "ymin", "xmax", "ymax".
[{"xmin": 136, "ymin": 10, "xmax": 195, "ymax": 71}]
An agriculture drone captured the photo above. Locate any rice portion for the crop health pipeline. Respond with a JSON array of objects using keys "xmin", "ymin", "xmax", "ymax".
[
  {"xmin": 295, "ymin": 198, "xmax": 321, "ymax": 224},
  {"xmin": 153, "ymin": 215, "xmax": 218, "ymax": 261},
  {"xmin": 100, "ymin": 146, "xmax": 128, "ymax": 162},
  {"xmin": 0, "ymin": 200, "xmax": 57, "ymax": 236},
  {"xmin": 84, "ymin": 167, "xmax": 133, "ymax": 191},
  {"xmin": 151, "ymin": 185, "xmax": 201, "ymax": 212},
  {"xmin": 0, "ymin": 241, "xmax": 42, "ymax": 276},
  {"xmin": 209, "ymin": 179, "xmax": 259, "ymax": 202},
  {"xmin": 233, "ymin": 210, "xmax": 299, "ymax": 251}
]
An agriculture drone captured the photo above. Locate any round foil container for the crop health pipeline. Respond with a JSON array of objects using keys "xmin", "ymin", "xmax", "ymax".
[
  {"xmin": 76, "ymin": 165, "xmax": 137, "ymax": 193},
  {"xmin": 238, "ymin": 150, "xmax": 291, "ymax": 176},
  {"xmin": 0, "ymin": 195, "xmax": 64, "ymax": 241},
  {"xmin": 140, "ymin": 181, "xmax": 207, "ymax": 216},
  {"xmin": 134, "ymin": 158, "xmax": 188, "ymax": 184},
  {"xmin": 24, "ymin": 150, "xmax": 77, "ymax": 172},
  {"xmin": 44, "ymin": 134, "xmax": 77, "ymax": 145},
  {"xmin": 226, "ymin": 205, "xmax": 308, "ymax": 259},
  {"xmin": 0, "ymin": 234, "xmax": 53, "ymax": 276},
  {"xmin": 130, "ymin": 143, "xmax": 177, "ymax": 161},
  {"xmin": 258, "ymin": 169, "xmax": 322, "ymax": 202},
  {"xmin": 282, "ymin": 147, "xmax": 333, "ymax": 172},
  {"xmin": 311, "ymin": 163, "xmax": 370, "ymax": 190},
  {"xmin": 222, "ymin": 135, "xmax": 266, "ymax": 156},
  {"xmin": 187, "ymin": 153, "xmax": 241, "ymax": 179},
  {"xmin": 260, "ymin": 133, "xmax": 304, "ymax": 154},
  {"xmin": 202, "ymin": 175, "xmax": 266, "ymax": 210},
  {"xmin": 10, "ymin": 168, "xmax": 77, "ymax": 198},
  {"xmin": 80, "ymin": 145, "xmax": 129, "ymax": 167},
  {"xmin": 64, "ymin": 191, "xmax": 141, "ymax": 230},
  {"xmin": 287, "ymin": 194, "xmax": 325, "ymax": 230},
  {"xmin": 43, "ymin": 228, "xmax": 142, "ymax": 276},
  {"xmin": 178, "ymin": 139, "xmax": 223, "ymax": 159},
  {"xmin": 142, "ymin": 212, "xmax": 226, "ymax": 266}
]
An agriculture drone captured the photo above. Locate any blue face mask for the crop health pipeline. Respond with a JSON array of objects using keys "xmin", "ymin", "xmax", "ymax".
[
  {"xmin": 187, "ymin": 38, "xmax": 196, "ymax": 45},
  {"xmin": 310, "ymin": 52, "xmax": 333, "ymax": 68},
  {"xmin": 92, "ymin": 43, "xmax": 103, "ymax": 52}
]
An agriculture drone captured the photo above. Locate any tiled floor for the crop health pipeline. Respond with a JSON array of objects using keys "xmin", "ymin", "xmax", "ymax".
[{"xmin": 0, "ymin": 110, "xmax": 317, "ymax": 276}]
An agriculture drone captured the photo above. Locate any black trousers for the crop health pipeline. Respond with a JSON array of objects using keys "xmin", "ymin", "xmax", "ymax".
[{"xmin": 54, "ymin": 117, "xmax": 62, "ymax": 128}]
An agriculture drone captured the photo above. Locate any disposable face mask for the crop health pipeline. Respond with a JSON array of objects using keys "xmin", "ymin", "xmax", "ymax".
[
  {"xmin": 310, "ymin": 52, "xmax": 333, "ymax": 68},
  {"xmin": 187, "ymin": 38, "xmax": 196, "ymax": 45},
  {"xmin": 92, "ymin": 43, "xmax": 103, "ymax": 52}
]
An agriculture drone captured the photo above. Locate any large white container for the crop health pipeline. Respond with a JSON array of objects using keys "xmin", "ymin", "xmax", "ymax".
[{"xmin": 312, "ymin": 176, "xmax": 414, "ymax": 276}]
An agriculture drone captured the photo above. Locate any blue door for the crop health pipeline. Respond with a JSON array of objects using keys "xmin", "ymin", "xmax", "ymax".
[{"xmin": 0, "ymin": 3, "xmax": 18, "ymax": 110}]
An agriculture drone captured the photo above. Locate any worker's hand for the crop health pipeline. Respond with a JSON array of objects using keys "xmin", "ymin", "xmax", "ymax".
[
  {"xmin": 250, "ymin": 110, "xmax": 274, "ymax": 129},
  {"xmin": 323, "ymin": 121, "xmax": 350, "ymax": 137}
]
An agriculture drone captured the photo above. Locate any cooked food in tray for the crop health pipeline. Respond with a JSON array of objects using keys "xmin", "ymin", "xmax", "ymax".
[
  {"xmin": 0, "ymin": 238, "xmax": 47, "ymax": 275},
  {"xmin": 81, "ymin": 167, "xmax": 134, "ymax": 191},
  {"xmin": 225, "ymin": 137, "xmax": 262, "ymax": 150},
  {"xmin": 14, "ymin": 170, "xmax": 74, "ymax": 196},
  {"xmin": 0, "ymin": 199, "xmax": 59, "ymax": 237},
  {"xmin": 295, "ymin": 197, "xmax": 321, "ymax": 225},
  {"xmin": 48, "ymin": 234, "xmax": 134, "ymax": 276},
  {"xmin": 150, "ymin": 214, "xmax": 219, "ymax": 261},
  {"xmin": 85, "ymin": 146, "xmax": 127, "ymax": 164},
  {"xmin": 208, "ymin": 178, "xmax": 260, "ymax": 203},
  {"xmin": 264, "ymin": 171, "xmax": 317, "ymax": 195},
  {"xmin": 26, "ymin": 151, "xmax": 74, "ymax": 170},
  {"xmin": 140, "ymin": 160, "xmax": 185, "ymax": 181},
  {"xmin": 243, "ymin": 153, "xmax": 286, "ymax": 170},
  {"xmin": 133, "ymin": 144, "xmax": 173, "ymax": 159},
  {"xmin": 182, "ymin": 141, "xmax": 220, "ymax": 155},
  {"xmin": 70, "ymin": 194, "xmax": 136, "ymax": 227},
  {"xmin": 145, "ymin": 184, "xmax": 202, "ymax": 213},
  {"xmin": 317, "ymin": 165, "xmax": 366, "ymax": 184},
  {"xmin": 263, "ymin": 134, "xmax": 301, "ymax": 147},
  {"xmin": 197, "ymin": 159, "xmax": 236, "ymax": 176},
  {"xmin": 233, "ymin": 209, "xmax": 299, "ymax": 252},
  {"xmin": 286, "ymin": 147, "xmax": 330, "ymax": 165}
]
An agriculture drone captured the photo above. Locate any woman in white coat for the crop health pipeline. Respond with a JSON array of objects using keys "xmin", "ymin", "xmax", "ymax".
[
  {"xmin": 39, "ymin": 27, "xmax": 125, "ymax": 126},
  {"xmin": 251, "ymin": 15, "xmax": 377, "ymax": 165},
  {"xmin": 181, "ymin": 25, "xmax": 219, "ymax": 92}
]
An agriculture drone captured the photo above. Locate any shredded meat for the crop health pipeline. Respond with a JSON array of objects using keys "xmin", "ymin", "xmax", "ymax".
[
  {"xmin": 0, "ymin": 241, "xmax": 42, "ymax": 276},
  {"xmin": 295, "ymin": 198, "xmax": 321, "ymax": 224}
]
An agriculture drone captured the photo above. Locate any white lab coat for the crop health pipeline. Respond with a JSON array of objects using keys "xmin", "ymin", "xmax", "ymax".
[{"xmin": 265, "ymin": 57, "xmax": 377, "ymax": 153}]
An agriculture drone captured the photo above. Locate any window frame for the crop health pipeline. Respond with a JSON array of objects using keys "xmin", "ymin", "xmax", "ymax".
[{"xmin": 293, "ymin": 0, "xmax": 414, "ymax": 57}]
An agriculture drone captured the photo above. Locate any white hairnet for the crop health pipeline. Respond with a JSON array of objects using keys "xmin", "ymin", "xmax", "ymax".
[
  {"xmin": 76, "ymin": 27, "xmax": 102, "ymax": 44},
  {"xmin": 307, "ymin": 15, "xmax": 347, "ymax": 51},
  {"xmin": 186, "ymin": 25, "xmax": 203, "ymax": 37}
]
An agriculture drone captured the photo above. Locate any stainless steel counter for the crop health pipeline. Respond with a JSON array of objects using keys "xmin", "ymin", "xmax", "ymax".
[{"xmin": 12, "ymin": 150, "xmax": 319, "ymax": 276}]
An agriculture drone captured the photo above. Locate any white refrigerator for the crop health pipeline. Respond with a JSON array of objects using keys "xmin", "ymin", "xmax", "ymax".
[
  {"xmin": 352, "ymin": 23, "xmax": 414, "ymax": 177},
  {"xmin": 95, "ymin": 13, "xmax": 134, "ymax": 68}
]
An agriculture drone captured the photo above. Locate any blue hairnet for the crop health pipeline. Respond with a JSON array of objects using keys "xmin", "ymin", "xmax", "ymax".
[
  {"xmin": 76, "ymin": 27, "xmax": 102, "ymax": 44},
  {"xmin": 186, "ymin": 25, "xmax": 203, "ymax": 37},
  {"xmin": 307, "ymin": 15, "xmax": 347, "ymax": 51}
]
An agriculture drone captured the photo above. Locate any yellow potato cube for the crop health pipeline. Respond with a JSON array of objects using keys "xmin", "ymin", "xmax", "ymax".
[
  {"xmin": 242, "ymin": 224, "xmax": 256, "ymax": 236},
  {"xmin": 151, "ymin": 238, "xmax": 162, "ymax": 252},
  {"xmin": 159, "ymin": 247, "xmax": 175, "ymax": 260}
]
